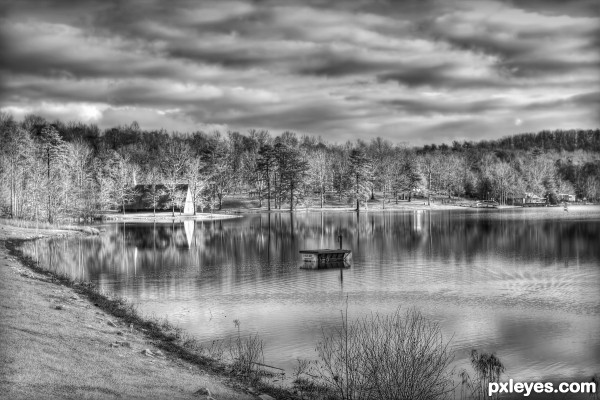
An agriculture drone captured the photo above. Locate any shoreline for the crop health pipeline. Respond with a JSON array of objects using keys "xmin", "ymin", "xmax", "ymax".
[
  {"xmin": 102, "ymin": 212, "xmax": 242, "ymax": 223},
  {"xmin": 98, "ymin": 203, "xmax": 600, "ymax": 224},
  {"xmin": 100, "ymin": 197, "xmax": 600, "ymax": 223},
  {"xmin": 0, "ymin": 224, "xmax": 285, "ymax": 400},
  {"xmin": 105, "ymin": 202, "xmax": 523, "ymax": 222}
]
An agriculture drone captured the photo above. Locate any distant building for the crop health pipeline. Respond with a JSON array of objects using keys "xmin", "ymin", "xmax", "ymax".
[
  {"xmin": 558, "ymin": 193, "xmax": 576, "ymax": 202},
  {"xmin": 523, "ymin": 193, "xmax": 547, "ymax": 207},
  {"xmin": 526, "ymin": 194, "xmax": 546, "ymax": 203},
  {"xmin": 124, "ymin": 184, "xmax": 194, "ymax": 214},
  {"xmin": 507, "ymin": 196, "xmax": 525, "ymax": 206}
]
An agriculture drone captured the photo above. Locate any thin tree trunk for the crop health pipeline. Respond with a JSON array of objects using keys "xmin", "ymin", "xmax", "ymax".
[
  {"xmin": 356, "ymin": 174, "xmax": 360, "ymax": 212},
  {"xmin": 289, "ymin": 185, "xmax": 292, "ymax": 211},
  {"xmin": 267, "ymin": 167, "xmax": 271, "ymax": 211},
  {"xmin": 258, "ymin": 186, "xmax": 262, "ymax": 208},
  {"xmin": 10, "ymin": 171, "xmax": 14, "ymax": 219},
  {"xmin": 320, "ymin": 187, "xmax": 323, "ymax": 208},
  {"xmin": 427, "ymin": 171, "xmax": 431, "ymax": 206}
]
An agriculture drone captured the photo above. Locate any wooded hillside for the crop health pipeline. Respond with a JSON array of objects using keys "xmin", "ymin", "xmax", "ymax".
[{"xmin": 1, "ymin": 112, "xmax": 598, "ymax": 222}]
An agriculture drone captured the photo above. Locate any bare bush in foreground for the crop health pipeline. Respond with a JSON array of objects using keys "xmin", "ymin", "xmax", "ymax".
[
  {"xmin": 459, "ymin": 350, "xmax": 505, "ymax": 400},
  {"xmin": 229, "ymin": 319, "xmax": 264, "ymax": 381},
  {"xmin": 316, "ymin": 308, "xmax": 454, "ymax": 400}
]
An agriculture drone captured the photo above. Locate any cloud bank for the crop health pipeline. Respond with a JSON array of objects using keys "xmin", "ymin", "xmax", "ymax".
[{"xmin": 1, "ymin": 0, "xmax": 598, "ymax": 144}]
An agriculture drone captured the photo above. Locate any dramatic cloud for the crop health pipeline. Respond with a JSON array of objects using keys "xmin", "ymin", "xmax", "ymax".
[{"xmin": 0, "ymin": 0, "xmax": 598, "ymax": 144}]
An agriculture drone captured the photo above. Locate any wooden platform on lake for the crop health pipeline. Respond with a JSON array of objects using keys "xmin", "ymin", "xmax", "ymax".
[{"xmin": 299, "ymin": 249, "xmax": 351, "ymax": 265}]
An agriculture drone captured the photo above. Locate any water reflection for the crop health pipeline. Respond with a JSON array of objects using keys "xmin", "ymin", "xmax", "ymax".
[{"xmin": 21, "ymin": 208, "xmax": 600, "ymax": 383}]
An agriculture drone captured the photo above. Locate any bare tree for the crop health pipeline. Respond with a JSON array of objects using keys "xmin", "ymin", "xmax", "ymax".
[
  {"xmin": 161, "ymin": 140, "xmax": 190, "ymax": 216},
  {"xmin": 309, "ymin": 148, "xmax": 330, "ymax": 208},
  {"xmin": 205, "ymin": 133, "xmax": 232, "ymax": 210},
  {"xmin": 67, "ymin": 139, "xmax": 95, "ymax": 221},
  {"xmin": 379, "ymin": 154, "xmax": 396, "ymax": 209},
  {"xmin": 141, "ymin": 166, "xmax": 166, "ymax": 217},
  {"xmin": 316, "ymin": 308, "xmax": 454, "ymax": 400},
  {"xmin": 0, "ymin": 124, "xmax": 34, "ymax": 219},
  {"xmin": 348, "ymin": 148, "xmax": 373, "ymax": 212},
  {"xmin": 39, "ymin": 125, "xmax": 69, "ymax": 222},
  {"xmin": 459, "ymin": 350, "xmax": 505, "ymax": 400},
  {"xmin": 257, "ymin": 144, "xmax": 276, "ymax": 210},
  {"xmin": 110, "ymin": 153, "xmax": 138, "ymax": 215},
  {"xmin": 419, "ymin": 153, "xmax": 439, "ymax": 205},
  {"xmin": 186, "ymin": 158, "xmax": 207, "ymax": 215}
]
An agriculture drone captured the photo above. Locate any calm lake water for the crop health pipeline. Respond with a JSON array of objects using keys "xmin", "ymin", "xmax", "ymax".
[{"xmin": 22, "ymin": 207, "xmax": 600, "ymax": 383}]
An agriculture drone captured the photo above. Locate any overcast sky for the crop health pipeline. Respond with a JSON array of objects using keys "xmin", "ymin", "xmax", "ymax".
[{"xmin": 1, "ymin": 0, "xmax": 598, "ymax": 144}]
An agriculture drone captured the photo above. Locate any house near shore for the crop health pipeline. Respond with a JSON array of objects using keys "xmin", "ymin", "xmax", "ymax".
[
  {"xmin": 124, "ymin": 184, "xmax": 194, "ymax": 214},
  {"xmin": 525, "ymin": 193, "xmax": 546, "ymax": 203},
  {"xmin": 507, "ymin": 196, "xmax": 525, "ymax": 206},
  {"xmin": 507, "ymin": 194, "xmax": 546, "ymax": 206},
  {"xmin": 523, "ymin": 193, "xmax": 548, "ymax": 207},
  {"xmin": 558, "ymin": 193, "xmax": 576, "ymax": 202}
]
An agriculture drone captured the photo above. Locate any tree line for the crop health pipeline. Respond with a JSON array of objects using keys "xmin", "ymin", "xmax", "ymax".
[{"xmin": 1, "ymin": 112, "xmax": 598, "ymax": 222}]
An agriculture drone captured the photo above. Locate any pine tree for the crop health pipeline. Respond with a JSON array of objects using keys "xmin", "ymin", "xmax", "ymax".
[
  {"xmin": 39, "ymin": 125, "xmax": 68, "ymax": 222},
  {"xmin": 348, "ymin": 148, "xmax": 373, "ymax": 211},
  {"xmin": 257, "ymin": 144, "xmax": 276, "ymax": 210}
]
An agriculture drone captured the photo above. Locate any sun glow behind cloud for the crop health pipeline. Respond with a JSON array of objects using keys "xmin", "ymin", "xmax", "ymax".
[{"xmin": 0, "ymin": 0, "xmax": 598, "ymax": 143}]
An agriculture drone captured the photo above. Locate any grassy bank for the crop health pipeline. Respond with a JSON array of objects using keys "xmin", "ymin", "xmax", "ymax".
[
  {"xmin": 0, "ymin": 218, "xmax": 101, "ymax": 235},
  {"xmin": 0, "ymin": 225, "xmax": 272, "ymax": 400}
]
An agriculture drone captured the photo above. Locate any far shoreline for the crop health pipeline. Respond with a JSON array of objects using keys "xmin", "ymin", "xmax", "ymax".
[
  {"xmin": 102, "ymin": 211, "xmax": 242, "ymax": 223},
  {"xmin": 102, "ymin": 201, "xmax": 600, "ymax": 223},
  {"xmin": 103, "ymin": 204, "xmax": 473, "ymax": 222}
]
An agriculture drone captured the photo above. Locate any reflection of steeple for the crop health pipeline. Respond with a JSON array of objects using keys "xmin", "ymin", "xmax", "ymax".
[
  {"xmin": 134, "ymin": 246, "xmax": 138, "ymax": 276},
  {"xmin": 413, "ymin": 210, "xmax": 424, "ymax": 232},
  {"xmin": 183, "ymin": 220, "xmax": 194, "ymax": 248}
]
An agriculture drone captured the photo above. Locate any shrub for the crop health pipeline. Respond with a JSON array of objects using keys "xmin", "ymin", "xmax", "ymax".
[
  {"xmin": 459, "ymin": 350, "xmax": 505, "ymax": 400},
  {"xmin": 316, "ymin": 307, "xmax": 454, "ymax": 400},
  {"xmin": 229, "ymin": 320, "xmax": 264, "ymax": 381}
]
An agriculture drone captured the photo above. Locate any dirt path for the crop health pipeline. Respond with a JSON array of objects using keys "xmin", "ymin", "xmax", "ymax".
[{"xmin": 0, "ymin": 225, "xmax": 257, "ymax": 400}]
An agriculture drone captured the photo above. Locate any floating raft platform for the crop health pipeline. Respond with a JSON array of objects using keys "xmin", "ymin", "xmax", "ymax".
[{"xmin": 299, "ymin": 249, "xmax": 352, "ymax": 265}]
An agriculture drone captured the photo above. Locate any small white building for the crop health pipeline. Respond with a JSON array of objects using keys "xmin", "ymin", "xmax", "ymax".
[
  {"xmin": 125, "ymin": 184, "xmax": 195, "ymax": 214},
  {"xmin": 558, "ymin": 193, "xmax": 576, "ymax": 202}
]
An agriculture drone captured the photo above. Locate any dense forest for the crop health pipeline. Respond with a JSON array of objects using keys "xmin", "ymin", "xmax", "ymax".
[{"xmin": 1, "ymin": 112, "xmax": 599, "ymax": 222}]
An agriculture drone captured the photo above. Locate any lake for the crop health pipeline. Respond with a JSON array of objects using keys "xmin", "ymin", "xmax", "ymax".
[{"xmin": 21, "ymin": 207, "xmax": 600, "ymax": 384}]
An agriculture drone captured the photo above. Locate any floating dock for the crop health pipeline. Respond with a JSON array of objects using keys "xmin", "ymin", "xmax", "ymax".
[
  {"xmin": 300, "ymin": 235, "xmax": 351, "ymax": 268},
  {"xmin": 299, "ymin": 249, "xmax": 352, "ymax": 265}
]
